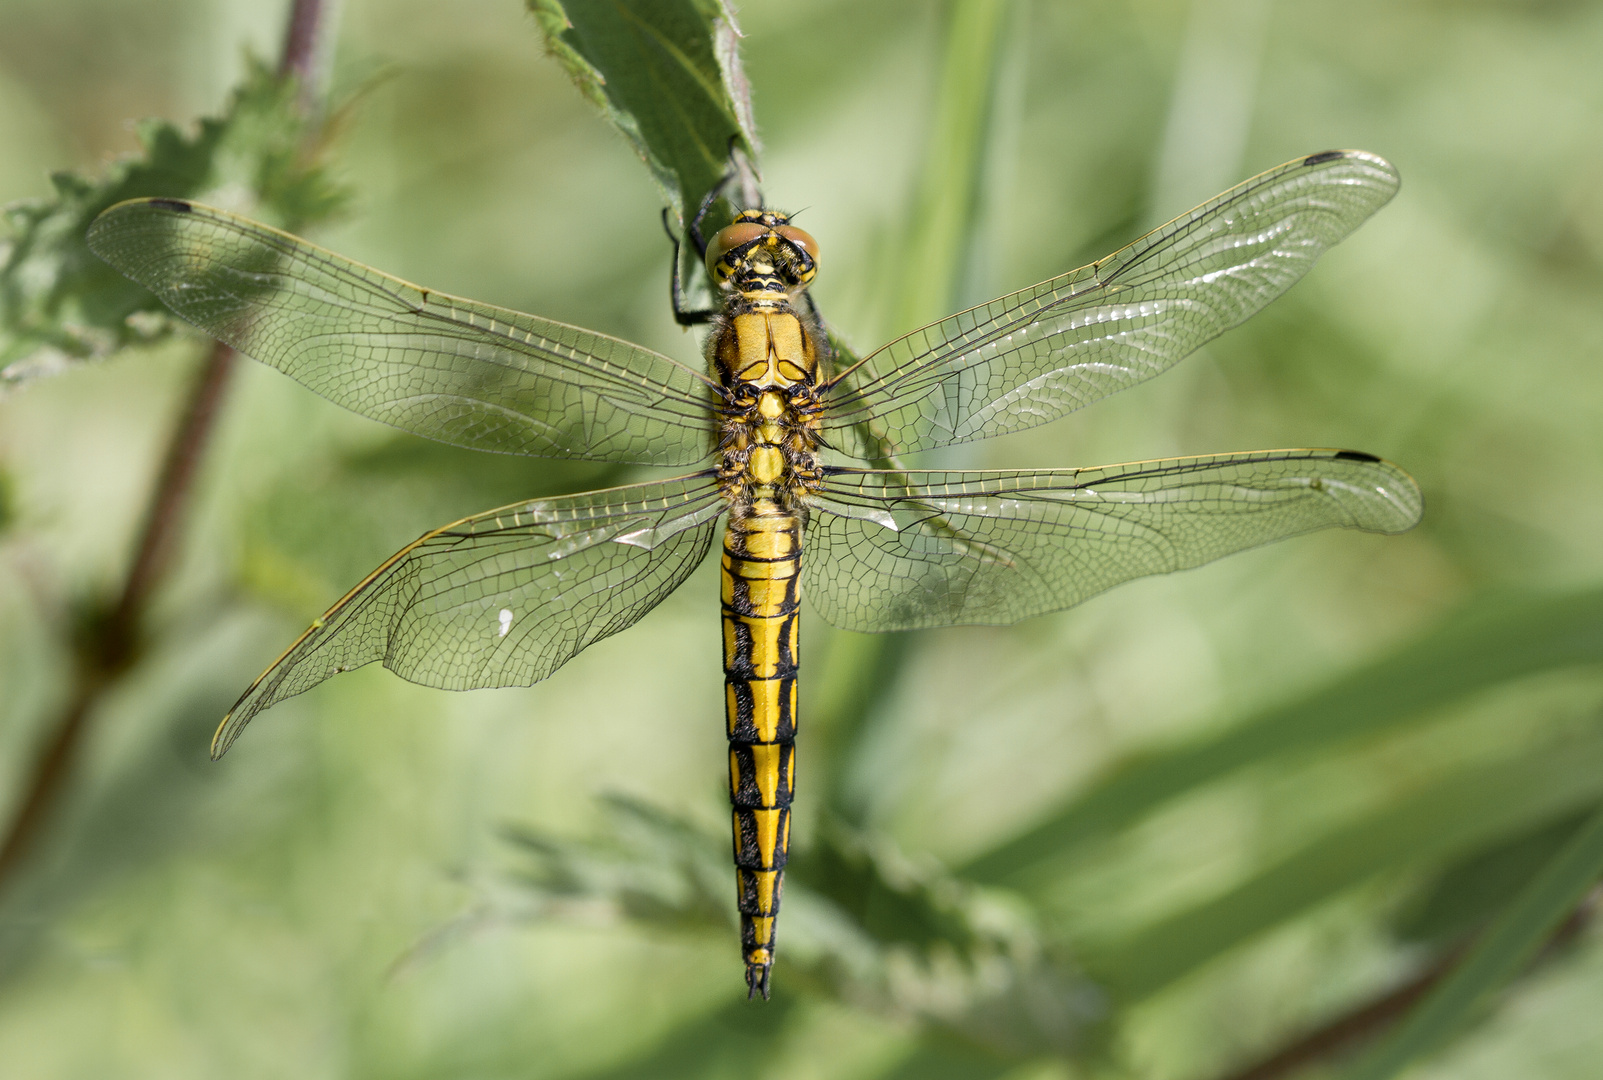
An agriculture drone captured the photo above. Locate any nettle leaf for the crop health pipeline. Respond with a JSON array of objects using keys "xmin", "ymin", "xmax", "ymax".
[
  {"xmin": 529, "ymin": 0, "xmax": 757, "ymax": 227},
  {"xmin": 503, "ymin": 797, "xmax": 1094, "ymax": 1055},
  {"xmin": 0, "ymin": 56, "xmax": 350, "ymax": 387}
]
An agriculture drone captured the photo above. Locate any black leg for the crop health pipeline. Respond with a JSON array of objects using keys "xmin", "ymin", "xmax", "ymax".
[
  {"xmin": 663, "ymin": 208, "xmax": 717, "ymax": 326},
  {"xmin": 688, "ymin": 180, "xmax": 725, "ymax": 260},
  {"xmin": 688, "ymin": 138, "xmax": 747, "ymax": 257},
  {"xmin": 665, "ymin": 136, "xmax": 759, "ymax": 327}
]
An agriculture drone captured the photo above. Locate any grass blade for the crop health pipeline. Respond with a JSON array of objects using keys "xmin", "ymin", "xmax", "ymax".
[
  {"xmin": 1341, "ymin": 802, "xmax": 1603, "ymax": 1080},
  {"xmin": 963, "ymin": 587, "xmax": 1603, "ymax": 884},
  {"xmin": 1087, "ymin": 736, "xmax": 1603, "ymax": 998}
]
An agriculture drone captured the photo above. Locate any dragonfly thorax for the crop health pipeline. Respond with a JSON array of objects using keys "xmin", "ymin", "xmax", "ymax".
[{"xmin": 717, "ymin": 379, "xmax": 823, "ymax": 512}]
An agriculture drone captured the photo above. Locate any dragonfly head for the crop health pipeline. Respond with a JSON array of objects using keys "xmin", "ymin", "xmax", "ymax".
[{"xmin": 705, "ymin": 209, "xmax": 818, "ymax": 295}]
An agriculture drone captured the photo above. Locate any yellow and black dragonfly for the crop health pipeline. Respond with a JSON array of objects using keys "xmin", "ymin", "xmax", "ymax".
[{"xmin": 87, "ymin": 149, "xmax": 1420, "ymax": 998}]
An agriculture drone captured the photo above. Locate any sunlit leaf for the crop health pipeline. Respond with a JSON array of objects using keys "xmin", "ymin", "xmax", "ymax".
[{"xmin": 530, "ymin": 0, "xmax": 756, "ymax": 227}]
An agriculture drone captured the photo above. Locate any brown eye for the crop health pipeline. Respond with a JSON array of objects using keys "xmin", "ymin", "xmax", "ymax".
[
  {"xmin": 776, "ymin": 225, "xmax": 819, "ymax": 267},
  {"xmin": 705, "ymin": 222, "xmax": 766, "ymax": 278}
]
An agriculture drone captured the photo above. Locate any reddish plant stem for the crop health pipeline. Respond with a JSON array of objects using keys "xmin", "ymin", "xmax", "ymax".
[
  {"xmin": 110, "ymin": 341, "xmax": 239, "ymax": 651},
  {"xmin": 280, "ymin": 0, "xmax": 340, "ymax": 106},
  {"xmin": 0, "ymin": 341, "xmax": 236, "ymax": 885},
  {"xmin": 0, "ymin": 0, "xmax": 338, "ymax": 892}
]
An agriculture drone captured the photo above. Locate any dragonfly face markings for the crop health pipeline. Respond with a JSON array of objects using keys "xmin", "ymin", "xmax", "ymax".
[{"xmin": 86, "ymin": 149, "xmax": 1423, "ymax": 1000}]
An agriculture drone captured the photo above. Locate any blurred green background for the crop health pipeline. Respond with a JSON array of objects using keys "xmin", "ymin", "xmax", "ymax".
[{"xmin": 2, "ymin": 1, "xmax": 1602, "ymax": 1077}]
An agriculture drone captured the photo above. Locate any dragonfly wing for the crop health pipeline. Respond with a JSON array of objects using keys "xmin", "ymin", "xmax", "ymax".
[
  {"xmin": 88, "ymin": 199, "xmax": 718, "ymax": 466},
  {"xmin": 820, "ymin": 151, "xmax": 1399, "ymax": 455},
  {"xmin": 804, "ymin": 451, "xmax": 1421, "ymax": 632},
  {"xmin": 214, "ymin": 474, "xmax": 726, "ymax": 757}
]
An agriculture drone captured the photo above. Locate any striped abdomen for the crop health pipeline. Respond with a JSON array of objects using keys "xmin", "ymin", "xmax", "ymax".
[{"xmin": 721, "ymin": 506, "xmax": 800, "ymax": 1000}]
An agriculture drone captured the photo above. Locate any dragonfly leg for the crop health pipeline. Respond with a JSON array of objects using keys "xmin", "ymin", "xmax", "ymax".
[
  {"xmin": 663, "ymin": 208, "xmax": 717, "ymax": 326},
  {"xmin": 690, "ymin": 134, "xmax": 755, "ymax": 256}
]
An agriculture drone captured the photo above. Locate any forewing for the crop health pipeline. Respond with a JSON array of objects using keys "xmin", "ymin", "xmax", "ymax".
[
  {"xmin": 87, "ymin": 199, "xmax": 719, "ymax": 465},
  {"xmin": 214, "ymin": 474, "xmax": 725, "ymax": 757},
  {"xmin": 804, "ymin": 451, "xmax": 1421, "ymax": 632},
  {"xmin": 820, "ymin": 151, "xmax": 1399, "ymax": 455}
]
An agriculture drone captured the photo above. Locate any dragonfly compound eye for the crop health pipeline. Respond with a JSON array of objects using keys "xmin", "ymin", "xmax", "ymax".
[
  {"xmin": 706, "ymin": 222, "xmax": 767, "ymax": 283},
  {"xmin": 775, "ymin": 226, "xmax": 818, "ymax": 267},
  {"xmin": 774, "ymin": 225, "xmax": 818, "ymax": 286}
]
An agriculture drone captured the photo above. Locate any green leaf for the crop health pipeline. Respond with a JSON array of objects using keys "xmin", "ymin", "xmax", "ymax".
[
  {"xmin": 503, "ymin": 797, "xmax": 1090, "ymax": 1055},
  {"xmin": 1087, "ymin": 735, "xmax": 1603, "ymax": 999},
  {"xmin": 1392, "ymin": 810, "xmax": 1597, "ymax": 948},
  {"xmin": 1341, "ymin": 801, "xmax": 1603, "ymax": 1080},
  {"xmin": 0, "ymin": 56, "xmax": 349, "ymax": 387},
  {"xmin": 962, "ymin": 587, "xmax": 1603, "ymax": 884},
  {"xmin": 530, "ymin": 0, "xmax": 756, "ymax": 227},
  {"xmin": 807, "ymin": 627, "xmax": 915, "ymax": 824}
]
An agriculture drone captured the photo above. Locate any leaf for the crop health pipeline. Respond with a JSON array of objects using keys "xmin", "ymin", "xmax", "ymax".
[
  {"xmin": 1340, "ymin": 801, "xmax": 1603, "ymax": 1080},
  {"xmin": 0, "ymin": 56, "xmax": 350, "ymax": 387},
  {"xmin": 530, "ymin": 0, "xmax": 756, "ymax": 227},
  {"xmin": 503, "ymin": 796, "xmax": 1093, "ymax": 1056},
  {"xmin": 1086, "ymin": 734, "xmax": 1603, "ymax": 999},
  {"xmin": 962, "ymin": 586, "xmax": 1603, "ymax": 884},
  {"xmin": 1391, "ymin": 810, "xmax": 1598, "ymax": 948}
]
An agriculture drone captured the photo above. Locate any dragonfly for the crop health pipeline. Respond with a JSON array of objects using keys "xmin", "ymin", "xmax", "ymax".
[{"xmin": 87, "ymin": 148, "xmax": 1421, "ymax": 999}]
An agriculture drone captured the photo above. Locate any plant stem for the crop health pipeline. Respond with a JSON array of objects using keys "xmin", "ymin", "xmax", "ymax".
[
  {"xmin": 280, "ymin": 0, "xmax": 341, "ymax": 107},
  {"xmin": 0, "ymin": 0, "xmax": 338, "ymax": 894}
]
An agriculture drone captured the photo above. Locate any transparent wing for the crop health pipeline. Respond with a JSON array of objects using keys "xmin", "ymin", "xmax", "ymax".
[
  {"xmin": 88, "ymin": 199, "xmax": 719, "ymax": 466},
  {"xmin": 804, "ymin": 450, "xmax": 1421, "ymax": 632},
  {"xmin": 820, "ymin": 151, "xmax": 1399, "ymax": 456},
  {"xmin": 213, "ymin": 474, "xmax": 726, "ymax": 757}
]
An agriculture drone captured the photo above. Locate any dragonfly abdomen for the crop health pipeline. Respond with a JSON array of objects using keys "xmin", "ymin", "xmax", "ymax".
[{"xmin": 721, "ymin": 507, "xmax": 801, "ymax": 1001}]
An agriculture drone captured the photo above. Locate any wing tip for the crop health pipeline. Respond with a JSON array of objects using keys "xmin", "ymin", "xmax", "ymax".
[
  {"xmin": 146, "ymin": 197, "xmax": 196, "ymax": 213},
  {"xmin": 1334, "ymin": 449, "xmax": 1425, "ymax": 534},
  {"xmin": 90, "ymin": 195, "xmax": 195, "ymax": 227},
  {"xmin": 1300, "ymin": 148, "xmax": 1399, "ymax": 183},
  {"xmin": 87, "ymin": 197, "xmax": 199, "ymax": 261},
  {"xmin": 210, "ymin": 711, "xmax": 244, "ymax": 761}
]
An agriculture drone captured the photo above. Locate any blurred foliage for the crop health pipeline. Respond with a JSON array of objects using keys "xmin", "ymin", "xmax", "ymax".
[
  {"xmin": 1346, "ymin": 803, "xmax": 1603, "ymax": 1080},
  {"xmin": 0, "ymin": 55, "xmax": 348, "ymax": 386},
  {"xmin": 506, "ymin": 796, "xmax": 1093, "ymax": 1059},
  {"xmin": 1, "ymin": 1, "xmax": 1602, "ymax": 1080}
]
